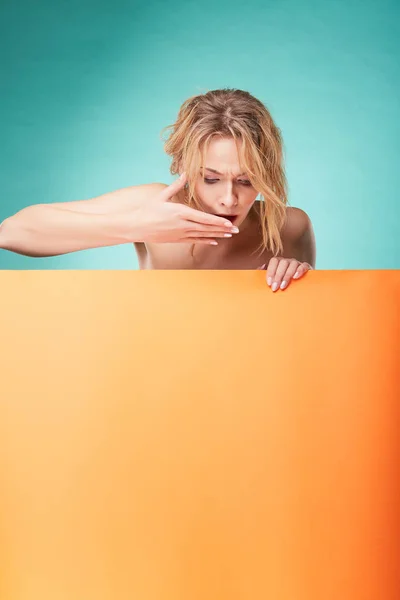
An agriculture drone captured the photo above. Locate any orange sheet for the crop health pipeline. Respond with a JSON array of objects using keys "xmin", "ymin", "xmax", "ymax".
[{"xmin": 1, "ymin": 269, "xmax": 399, "ymax": 600}]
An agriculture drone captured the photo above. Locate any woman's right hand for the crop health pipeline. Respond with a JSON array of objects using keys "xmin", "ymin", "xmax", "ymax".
[{"xmin": 133, "ymin": 173, "xmax": 239, "ymax": 245}]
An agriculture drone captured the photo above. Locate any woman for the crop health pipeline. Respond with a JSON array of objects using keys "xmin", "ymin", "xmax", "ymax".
[{"xmin": 0, "ymin": 88, "xmax": 315, "ymax": 292}]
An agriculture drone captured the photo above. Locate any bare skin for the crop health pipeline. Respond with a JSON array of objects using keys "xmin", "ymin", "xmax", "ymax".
[
  {"xmin": 0, "ymin": 136, "xmax": 315, "ymax": 287},
  {"xmin": 134, "ymin": 198, "xmax": 302, "ymax": 270},
  {"xmin": 134, "ymin": 137, "xmax": 314, "ymax": 271}
]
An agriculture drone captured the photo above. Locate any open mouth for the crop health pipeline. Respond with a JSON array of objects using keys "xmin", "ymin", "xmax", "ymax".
[{"xmin": 214, "ymin": 214, "xmax": 238, "ymax": 223}]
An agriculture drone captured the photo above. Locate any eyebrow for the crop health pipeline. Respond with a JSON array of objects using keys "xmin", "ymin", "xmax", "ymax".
[{"xmin": 202, "ymin": 167, "xmax": 247, "ymax": 177}]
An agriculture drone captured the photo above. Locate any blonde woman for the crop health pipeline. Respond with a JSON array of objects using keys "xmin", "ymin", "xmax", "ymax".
[{"xmin": 0, "ymin": 88, "xmax": 316, "ymax": 292}]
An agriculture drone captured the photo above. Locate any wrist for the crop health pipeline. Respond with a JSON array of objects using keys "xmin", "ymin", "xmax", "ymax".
[{"xmin": 106, "ymin": 206, "xmax": 146, "ymax": 244}]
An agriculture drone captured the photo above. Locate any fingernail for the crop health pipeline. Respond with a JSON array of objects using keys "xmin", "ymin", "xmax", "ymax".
[
  {"xmin": 280, "ymin": 280, "xmax": 287, "ymax": 290},
  {"xmin": 293, "ymin": 272, "xmax": 299, "ymax": 279},
  {"xmin": 179, "ymin": 172, "xmax": 186, "ymax": 180},
  {"xmin": 272, "ymin": 282, "xmax": 278, "ymax": 292},
  {"xmin": 267, "ymin": 276, "xmax": 272, "ymax": 286}
]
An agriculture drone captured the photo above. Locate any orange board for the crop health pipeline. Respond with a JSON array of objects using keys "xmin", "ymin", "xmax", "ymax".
[{"xmin": 0, "ymin": 269, "xmax": 399, "ymax": 599}]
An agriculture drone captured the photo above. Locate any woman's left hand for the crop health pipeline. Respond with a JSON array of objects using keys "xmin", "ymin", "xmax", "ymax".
[{"xmin": 257, "ymin": 257, "xmax": 313, "ymax": 291}]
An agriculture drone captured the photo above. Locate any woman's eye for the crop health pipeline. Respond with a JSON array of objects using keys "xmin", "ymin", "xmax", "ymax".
[{"xmin": 204, "ymin": 178, "xmax": 251, "ymax": 186}]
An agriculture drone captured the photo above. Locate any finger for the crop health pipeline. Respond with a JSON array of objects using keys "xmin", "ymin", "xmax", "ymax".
[
  {"xmin": 186, "ymin": 220, "xmax": 239, "ymax": 233},
  {"xmin": 186, "ymin": 238, "xmax": 220, "ymax": 245},
  {"xmin": 278, "ymin": 261, "xmax": 298, "ymax": 290},
  {"xmin": 266, "ymin": 257, "xmax": 280, "ymax": 287},
  {"xmin": 158, "ymin": 173, "xmax": 188, "ymax": 202},
  {"xmin": 293, "ymin": 263, "xmax": 312, "ymax": 279},
  {"xmin": 270, "ymin": 259, "xmax": 291, "ymax": 291},
  {"xmin": 185, "ymin": 229, "xmax": 236, "ymax": 239},
  {"xmin": 257, "ymin": 263, "xmax": 266, "ymax": 270},
  {"xmin": 181, "ymin": 205, "xmax": 236, "ymax": 230}
]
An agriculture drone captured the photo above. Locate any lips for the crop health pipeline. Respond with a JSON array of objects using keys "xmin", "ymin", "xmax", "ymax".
[{"xmin": 214, "ymin": 214, "xmax": 237, "ymax": 222}]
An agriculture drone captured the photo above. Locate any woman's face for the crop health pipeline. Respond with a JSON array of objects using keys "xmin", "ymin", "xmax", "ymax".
[{"xmin": 193, "ymin": 136, "xmax": 259, "ymax": 229}]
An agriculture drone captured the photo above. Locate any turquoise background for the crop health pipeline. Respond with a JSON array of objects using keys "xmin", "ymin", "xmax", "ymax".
[{"xmin": 1, "ymin": 0, "xmax": 399, "ymax": 270}]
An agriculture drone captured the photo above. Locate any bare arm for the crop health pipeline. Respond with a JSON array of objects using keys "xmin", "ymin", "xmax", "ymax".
[
  {"xmin": 0, "ymin": 177, "xmax": 240, "ymax": 258},
  {"xmin": 0, "ymin": 183, "xmax": 162, "ymax": 258}
]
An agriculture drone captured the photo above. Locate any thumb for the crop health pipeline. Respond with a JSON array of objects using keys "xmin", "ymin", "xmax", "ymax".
[{"xmin": 159, "ymin": 172, "xmax": 187, "ymax": 202}]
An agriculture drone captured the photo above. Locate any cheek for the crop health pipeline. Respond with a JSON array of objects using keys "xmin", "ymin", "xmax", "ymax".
[
  {"xmin": 191, "ymin": 183, "xmax": 210, "ymax": 209},
  {"xmin": 246, "ymin": 190, "xmax": 259, "ymax": 205},
  {"xmin": 195, "ymin": 181, "xmax": 213, "ymax": 199},
  {"xmin": 196, "ymin": 180, "xmax": 210, "ymax": 193}
]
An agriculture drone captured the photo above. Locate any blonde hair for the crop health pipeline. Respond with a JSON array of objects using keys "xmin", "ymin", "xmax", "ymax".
[{"xmin": 160, "ymin": 88, "xmax": 288, "ymax": 258}]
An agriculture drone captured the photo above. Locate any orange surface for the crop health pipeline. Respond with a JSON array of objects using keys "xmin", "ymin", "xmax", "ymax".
[{"xmin": 0, "ymin": 269, "xmax": 399, "ymax": 600}]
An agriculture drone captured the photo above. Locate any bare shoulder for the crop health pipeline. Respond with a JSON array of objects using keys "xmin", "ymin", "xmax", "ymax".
[
  {"xmin": 253, "ymin": 202, "xmax": 311, "ymax": 242},
  {"xmin": 283, "ymin": 206, "xmax": 316, "ymax": 267},
  {"xmin": 282, "ymin": 206, "xmax": 313, "ymax": 242}
]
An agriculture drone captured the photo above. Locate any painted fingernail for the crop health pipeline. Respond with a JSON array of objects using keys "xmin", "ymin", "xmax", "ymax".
[
  {"xmin": 293, "ymin": 272, "xmax": 299, "ymax": 279},
  {"xmin": 280, "ymin": 280, "xmax": 287, "ymax": 290},
  {"xmin": 272, "ymin": 282, "xmax": 278, "ymax": 292},
  {"xmin": 267, "ymin": 277, "xmax": 272, "ymax": 286}
]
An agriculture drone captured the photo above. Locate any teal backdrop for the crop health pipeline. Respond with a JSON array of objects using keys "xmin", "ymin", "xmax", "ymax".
[{"xmin": 1, "ymin": 0, "xmax": 399, "ymax": 270}]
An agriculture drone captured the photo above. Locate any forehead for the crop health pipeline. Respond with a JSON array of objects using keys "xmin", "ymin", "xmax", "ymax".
[{"xmin": 201, "ymin": 136, "xmax": 246, "ymax": 176}]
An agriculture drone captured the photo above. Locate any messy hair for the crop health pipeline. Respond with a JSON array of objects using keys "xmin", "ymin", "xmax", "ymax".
[{"xmin": 160, "ymin": 88, "xmax": 288, "ymax": 258}]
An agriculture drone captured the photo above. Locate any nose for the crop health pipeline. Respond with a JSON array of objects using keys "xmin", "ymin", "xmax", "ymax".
[{"xmin": 219, "ymin": 183, "xmax": 238, "ymax": 209}]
